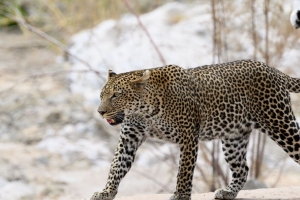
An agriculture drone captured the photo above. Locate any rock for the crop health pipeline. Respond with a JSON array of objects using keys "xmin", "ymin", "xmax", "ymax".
[
  {"xmin": 0, "ymin": 177, "xmax": 7, "ymax": 187},
  {"xmin": 67, "ymin": 1, "xmax": 300, "ymax": 108},
  {"xmin": 2, "ymin": 165, "xmax": 26, "ymax": 182},
  {"xmin": 46, "ymin": 111, "xmax": 63, "ymax": 124},
  {"xmin": 20, "ymin": 125, "xmax": 43, "ymax": 145},
  {"xmin": 36, "ymin": 136, "xmax": 111, "ymax": 167},
  {"xmin": 58, "ymin": 124, "xmax": 76, "ymax": 136},
  {"xmin": 40, "ymin": 181, "xmax": 66, "ymax": 199},
  {"xmin": 33, "ymin": 156, "xmax": 49, "ymax": 167},
  {"xmin": 0, "ymin": 181, "xmax": 35, "ymax": 200},
  {"xmin": 242, "ymin": 179, "xmax": 267, "ymax": 190},
  {"xmin": 68, "ymin": 2, "xmax": 213, "ymax": 106}
]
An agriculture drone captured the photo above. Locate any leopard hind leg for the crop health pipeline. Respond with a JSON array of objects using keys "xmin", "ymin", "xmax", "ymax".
[
  {"xmin": 259, "ymin": 117, "xmax": 300, "ymax": 164},
  {"xmin": 253, "ymin": 85, "xmax": 300, "ymax": 164},
  {"xmin": 255, "ymin": 95, "xmax": 300, "ymax": 164},
  {"xmin": 214, "ymin": 133, "xmax": 251, "ymax": 199}
]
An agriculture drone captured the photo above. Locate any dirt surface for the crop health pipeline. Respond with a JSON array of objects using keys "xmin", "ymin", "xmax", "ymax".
[
  {"xmin": 115, "ymin": 187, "xmax": 300, "ymax": 200},
  {"xmin": 0, "ymin": 28, "xmax": 105, "ymax": 200}
]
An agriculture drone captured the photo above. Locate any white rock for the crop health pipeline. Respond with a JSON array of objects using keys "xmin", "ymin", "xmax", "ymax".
[
  {"xmin": 68, "ymin": 2, "xmax": 213, "ymax": 105},
  {"xmin": 36, "ymin": 136, "xmax": 110, "ymax": 166},
  {"xmin": 67, "ymin": 2, "xmax": 300, "ymax": 108},
  {"xmin": 0, "ymin": 177, "xmax": 7, "ymax": 187},
  {"xmin": 0, "ymin": 181, "xmax": 34, "ymax": 200}
]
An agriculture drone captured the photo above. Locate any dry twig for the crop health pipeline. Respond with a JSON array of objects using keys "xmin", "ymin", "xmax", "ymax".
[
  {"xmin": 122, "ymin": 0, "xmax": 166, "ymax": 65},
  {"xmin": 132, "ymin": 168, "xmax": 173, "ymax": 192},
  {"xmin": 0, "ymin": 69, "xmax": 94, "ymax": 95},
  {"xmin": 2, "ymin": 1, "xmax": 102, "ymax": 77}
]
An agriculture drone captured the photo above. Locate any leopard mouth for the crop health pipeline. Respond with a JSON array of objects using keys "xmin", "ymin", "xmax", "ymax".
[
  {"xmin": 105, "ymin": 112, "xmax": 124, "ymax": 126},
  {"xmin": 106, "ymin": 119, "xmax": 116, "ymax": 125}
]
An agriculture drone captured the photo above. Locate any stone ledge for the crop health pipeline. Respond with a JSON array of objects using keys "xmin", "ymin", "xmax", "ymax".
[{"xmin": 115, "ymin": 186, "xmax": 300, "ymax": 200}]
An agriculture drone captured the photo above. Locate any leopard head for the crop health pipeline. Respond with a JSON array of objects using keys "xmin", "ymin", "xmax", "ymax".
[{"xmin": 98, "ymin": 69, "xmax": 151, "ymax": 125}]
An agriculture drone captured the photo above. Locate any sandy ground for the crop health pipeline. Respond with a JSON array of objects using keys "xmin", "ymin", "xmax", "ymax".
[{"xmin": 115, "ymin": 187, "xmax": 300, "ymax": 200}]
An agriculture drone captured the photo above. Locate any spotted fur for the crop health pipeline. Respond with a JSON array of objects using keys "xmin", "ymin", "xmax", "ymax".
[{"xmin": 91, "ymin": 60, "xmax": 300, "ymax": 200}]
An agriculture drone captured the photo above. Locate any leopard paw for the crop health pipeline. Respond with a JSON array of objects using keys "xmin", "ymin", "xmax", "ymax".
[
  {"xmin": 214, "ymin": 188, "xmax": 237, "ymax": 200},
  {"xmin": 169, "ymin": 193, "xmax": 191, "ymax": 200},
  {"xmin": 90, "ymin": 190, "xmax": 117, "ymax": 200}
]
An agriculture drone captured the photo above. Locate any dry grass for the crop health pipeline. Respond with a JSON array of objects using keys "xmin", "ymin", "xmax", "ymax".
[{"xmin": 1, "ymin": 0, "xmax": 175, "ymax": 41}]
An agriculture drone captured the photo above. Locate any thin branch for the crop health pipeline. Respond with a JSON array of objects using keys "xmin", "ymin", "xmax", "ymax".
[
  {"xmin": 211, "ymin": 0, "xmax": 217, "ymax": 64},
  {"xmin": 195, "ymin": 161, "xmax": 209, "ymax": 184},
  {"xmin": 270, "ymin": 155, "xmax": 288, "ymax": 187},
  {"xmin": 3, "ymin": 2, "xmax": 102, "ymax": 78},
  {"xmin": 211, "ymin": 140, "xmax": 218, "ymax": 191},
  {"xmin": 255, "ymin": 0, "xmax": 270, "ymax": 179},
  {"xmin": 122, "ymin": 0, "xmax": 166, "ymax": 66},
  {"xmin": 220, "ymin": 0, "xmax": 228, "ymax": 62},
  {"xmin": 251, "ymin": 0, "xmax": 257, "ymax": 60},
  {"xmin": 249, "ymin": 132, "xmax": 256, "ymax": 178},
  {"xmin": 132, "ymin": 168, "xmax": 173, "ymax": 192},
  {"xmin": 0, "ymin": 69, "xmax": 94, "ymax": 95},
  {"xmin": 199, "ymin": 143, "xmax": 228, "ymax": 190},
  {"xmin": 255, "ymin": 130, "xmax": 261, "ymax": 178},
  {"xmin": 264, "ymin": 0, "xmax": 269, "ymax": 65}
]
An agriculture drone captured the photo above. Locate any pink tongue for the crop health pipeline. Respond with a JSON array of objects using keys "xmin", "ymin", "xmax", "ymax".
[{"xmin": 106, "ymin": 119, "xmax": 113, "ymax": 124}]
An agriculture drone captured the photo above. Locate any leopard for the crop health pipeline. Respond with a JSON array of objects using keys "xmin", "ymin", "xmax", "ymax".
[{"xmin": 91, "ymin": 60, "xmax": 300, "ymax": 200}]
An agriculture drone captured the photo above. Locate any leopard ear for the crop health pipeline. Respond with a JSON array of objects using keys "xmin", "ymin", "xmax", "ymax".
[
  {"xmin": 108, "ymin": 69, "xmax": 117, "ymax": 79},
  {"xmin": 130, "ymin": 70, "xmax": 151, "ymax": 90}
]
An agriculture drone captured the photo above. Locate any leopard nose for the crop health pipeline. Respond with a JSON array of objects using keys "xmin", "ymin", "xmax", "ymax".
[{"xmin": 98, "ymin": 110, "xmax": 107, "ymax": 116}]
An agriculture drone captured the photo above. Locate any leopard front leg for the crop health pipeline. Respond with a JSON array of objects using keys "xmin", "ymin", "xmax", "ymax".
[
  {"xmin": 90, "ymin": 123, "xmax": 146, "ymax": 200},
  {"xmin": 214, "ymin": 134, "xmax": 250, "ymax": 200},
  {"xmin": 91, "ymin": 190, "xmax": 117, "ymax": 200},
  {"xmin": 170, "ymin": 135, "xmax": 199, "ymax": 200}
]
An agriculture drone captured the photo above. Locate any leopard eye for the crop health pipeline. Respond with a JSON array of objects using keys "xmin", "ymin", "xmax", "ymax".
[{"xmin": 111, "ymin": 91, "xmax": 121, "ymax": 99}]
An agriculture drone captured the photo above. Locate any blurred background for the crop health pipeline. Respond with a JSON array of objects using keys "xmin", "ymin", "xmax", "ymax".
[{"xmin": 1, "ymin": 0, "xmax": 300, "ymax": 199}]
